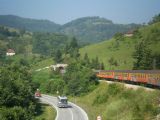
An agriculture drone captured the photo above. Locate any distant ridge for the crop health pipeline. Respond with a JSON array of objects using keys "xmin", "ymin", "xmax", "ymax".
[
  {"xmin": 0, "ymin": 15, "xmax": 60, "ymax": 32},
  {"xmin": 0, "ymin": 15, "xmax": 140, "ymax": 44}
]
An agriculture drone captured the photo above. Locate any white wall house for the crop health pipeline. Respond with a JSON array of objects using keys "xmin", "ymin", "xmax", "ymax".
[{"xmin": 6, "ymin": 49, "xmax": 15, "ymax": 56}]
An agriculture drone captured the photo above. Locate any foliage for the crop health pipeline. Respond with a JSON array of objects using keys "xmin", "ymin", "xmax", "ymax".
[
  {"xmin": 0, "ymin": 15, "xmax": 60, "ymax": 32},
  {"xmin": 70, "ymin": 82, "xmax": 160, "ymax": 120},
  {"xmin": 149, "ymin": 13, "xmax": 160, "ymax": 24},
  {"xmin": 80, "ymin": 21, "xmax": 160, "ymax": 70},
  {"xmin": 133, "ymin": 41, "xmax": 153, "ymax": 70},
  {"xmin": 63, "ymin": 61, "xmax": 98, "ymax": 96},
  {"xmin": 0, "ymin": 63, "xmax": 37, "ymax": 120},
  {"xmin": 34, "ymin": 104, "xmax": 56, "ymax": 120},
  {"xmin": 0, "ymin": 15, "xmax": 140, "ymax": 44},
  {"xmin": 32, "ymin": 32, "xmax": 69, "ymax": 56}
]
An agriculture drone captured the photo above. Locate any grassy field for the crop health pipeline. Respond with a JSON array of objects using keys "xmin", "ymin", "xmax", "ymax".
[
  {"xmin": 70, "ymin": 81, "xmax": 160, "ymax": 120},
  {"xmin": 80, "ymin": 38, "xmax": 135, "ymax": 69},
  {"xmin": 80, "ymin": 22, "xmax": 160, "ymax": 70},
  {"xmin": 35, "ymin": 104, "xmax": 56, "ymax": 120},
  {"xmin": 32, "ymin": 68, "xmax": 51, "ymax": 92},
  {"xmin": 32, "ymin": 58, "xmax": 54, "ymax": 70}
]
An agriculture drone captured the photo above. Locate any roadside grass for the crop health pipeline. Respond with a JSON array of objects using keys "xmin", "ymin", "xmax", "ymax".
[
  {"xmin": 35, "ymin": 103, "xmax": 56, "ymax": 120},
  {"xmin": 70, "ymin": 81, "xmax": 160, "ymax": 120},
  {"xmin": 32, "ymin": 58, "xmax": 54, "ymax": 70},
  {"xmin": 32, "ymin": 68, "xmax": 51, "ymax": 92}
]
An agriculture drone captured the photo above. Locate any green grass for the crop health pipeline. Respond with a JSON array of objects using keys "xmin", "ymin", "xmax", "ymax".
[
  {"xmin": 80, "ymin": 22, "xmax": 160, "ymax": 70},
  {"xmin": 32, "ymin": 58, "xmax": 54, "ymax": 70},
  {"xmin": 80, "ymin": 38, "xmax": 135, "ymax": 69},
  {"xmin": 70, "ymin": 81, "xmax": 160, "ymax": 120},
  {"xmin": 32, "ymin": 68, "xmax": 51, "ymax": 92},
  {"xmin": 35, "ymin": 104, "xmax": 56, "ymax": 120}
]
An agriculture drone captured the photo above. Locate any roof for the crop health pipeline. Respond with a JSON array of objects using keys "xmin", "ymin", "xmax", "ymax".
[{"xmin": 7, "ymin": 49, "xmax": 15, "ymax": 53}]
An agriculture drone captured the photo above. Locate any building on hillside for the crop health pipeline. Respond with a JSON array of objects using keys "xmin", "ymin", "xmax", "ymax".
[
  {"xmin": 6, "ymin": 49, "xmax": 15, "ymax": 56},
  {"xmin": 124, "ymin": 31, "xmax": 134, "ymax": 37}
]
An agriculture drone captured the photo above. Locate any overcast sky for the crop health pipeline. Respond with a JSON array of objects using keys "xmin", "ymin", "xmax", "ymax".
[{"xmin": 0, "ymin": 0, "xmax": 160, "ymax": 24}]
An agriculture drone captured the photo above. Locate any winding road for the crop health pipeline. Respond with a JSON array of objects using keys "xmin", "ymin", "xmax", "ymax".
[{"xmin": 39, "ymin": 94, "xmax": 89, "ymax": 120}]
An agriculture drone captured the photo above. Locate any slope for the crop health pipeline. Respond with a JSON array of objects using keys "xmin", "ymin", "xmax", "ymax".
[
  {"xmin": 0, "ymin": 15, "xmax": 60, "ymax": 32},
  {"xmin": 80, "ymin": 22, "xmax": 160, "ymax": 70},
  {"xmin": 61, "ymin": 16, "xmax": 140, "ymax": 44}
]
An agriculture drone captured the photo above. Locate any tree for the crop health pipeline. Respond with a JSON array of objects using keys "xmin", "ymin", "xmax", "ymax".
[
  {"xmin": 0, "ymin": 64, "xmax": 37, "ymax": 120},
  {"xmin": 149, "ymin": 13, "xmax": 160, "ymax": 24},
  {"xmin": 53, "ymin": 49, "xmax": 62, "ymax": 63},
  {"xmin": 133, "ymin": 41, "xmax": 153, "ymax": 70}
]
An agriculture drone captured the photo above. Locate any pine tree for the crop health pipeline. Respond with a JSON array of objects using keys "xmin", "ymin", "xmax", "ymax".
[{"xmin": 133, "ymin": 41, "xmax": 153, "ymax": 70}]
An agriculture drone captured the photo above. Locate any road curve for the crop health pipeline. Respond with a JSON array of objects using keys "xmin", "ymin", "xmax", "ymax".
[{"xmin": 39, "ymin": 94, "xmax": 89, "ymax": 120}]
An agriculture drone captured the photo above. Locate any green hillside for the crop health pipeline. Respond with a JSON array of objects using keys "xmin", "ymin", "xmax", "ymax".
[
  {"xmin": 71, "ymin": 81, "xmax": 160, "ymax": 120},
  {"xmin": 0, "ymin": 15, "xmax": 60, "ymax": 32},
  {"xmin": 61, "ymin": 16, "xmax": 140, "ymax": 44},
  {"xmin": 0, "ymin": 15, "xmax": 140, "ymax": 44},
  {"xmin": 80, "ymin": 22, "xmax": 160, "ymax": 70}
]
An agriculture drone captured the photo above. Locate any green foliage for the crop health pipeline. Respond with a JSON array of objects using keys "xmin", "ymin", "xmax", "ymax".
[
  {"xmin": 71, "ymin": 82, "xmax": 160, "ymax": 120},
  {"xmin": 33, "ymin": 32, "xmax": 69, "ymax": 56},
  {"xmin": 0, "ymin": 15, "xmax": 140, "ymax": 44},
  {"xmin": 53, "ymin": 49, "xmax": 62, "ymax": 63},
  {"xmin": 80, "ymin": 22, "xmax": 160, "ymax": 70},
  {"xmin": 133, "ymin": 41, "xmax": 153, "ymax": 70},
  {"xmin": 61, "ymin": 16, "xmax": 140, "ymax": 44},
  {"xmin": 63, "ymin": 61, "xmax": 98, "ymax": 96},
  {"xmin": 149, "ymin": 13, "xmax": 160, "ymax": 24},
  {"xmin": 0, "ymin": 15, "xmax": 60, "ymax": 32},
  {"xmin": 0, "ymin": 63, "xmax": 37, "ymax": 120}
]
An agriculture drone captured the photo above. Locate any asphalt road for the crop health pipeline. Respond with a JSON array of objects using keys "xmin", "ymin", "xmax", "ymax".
[{"xmin": 39, "ymin": 94, "xmax": 89, "ymax": 120}]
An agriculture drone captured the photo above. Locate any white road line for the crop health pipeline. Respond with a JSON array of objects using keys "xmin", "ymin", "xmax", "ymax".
[
  {"xmin": 40, "ymin": 95, "xmax": 59, "ymax": 120},
  {"xmin": 69, "ymin": 102, "xmax": 89, "ymax": 120},
  {"xmin": 41, "ymin": 94, "xmax": 89, "ymax": 120},
  {"xmin": 69, "ymin": 108, "xmax": 74, "ymax": 120}
]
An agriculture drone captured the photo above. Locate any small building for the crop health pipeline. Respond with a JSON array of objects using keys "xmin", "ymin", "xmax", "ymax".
[{"xmin": 6, "ymin": 49, "xmax": 15, "ymax": 56}]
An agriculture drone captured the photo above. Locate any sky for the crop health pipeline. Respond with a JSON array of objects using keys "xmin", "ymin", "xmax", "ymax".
[{"xmin": 0, "ymin": 0, "xmax": 160, "ymax": 24}]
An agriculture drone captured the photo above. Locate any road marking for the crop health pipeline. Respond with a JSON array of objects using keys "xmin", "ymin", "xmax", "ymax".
[
  {"xmin": 41, "ymin": 94, "xmax": 89, "ymax": 120},
  {"xmin": 69, "ymin": 108, "xmax": 74, "ymax": 120},
  {"xmin": 41, "ymin": 95, "xmax": 59, "ymax": 120},
  {"xmin": 69, "ymin": 102, "xmax": 89, "ymax": 120}
]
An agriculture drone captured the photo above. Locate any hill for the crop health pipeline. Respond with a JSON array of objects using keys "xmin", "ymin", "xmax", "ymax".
[
  {"xmin": 0, "ymin": 15, "xmax": 140, "ymax": 44},
  {"xmin": 80, "ymin": 22, "xmax": 160, "ymax": 70},
  {"xmin": 60, "ymin": 16, "xmax": 140, "ymax": 44},
  {"xmin": 0, "ymin": 15, "xmax": 60, "ymax": 32},
  {"xmin": 70, "ymin": 81, "xmax": 160, "ymax": 120}
]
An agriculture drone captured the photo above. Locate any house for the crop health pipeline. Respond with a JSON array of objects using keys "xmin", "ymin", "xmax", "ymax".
[{"xmin": 6, "ymin": 49, "xmax": 15, "ymax": 56}]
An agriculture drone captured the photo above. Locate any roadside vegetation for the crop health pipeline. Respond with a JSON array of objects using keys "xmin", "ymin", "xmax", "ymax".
[
  {"xmin": 35, "ymin": 103, "xmax": 56, "ymax": 120},
  {"xmin": 70, "ymin": 81, "xmax": 160, "ymax": 120}
]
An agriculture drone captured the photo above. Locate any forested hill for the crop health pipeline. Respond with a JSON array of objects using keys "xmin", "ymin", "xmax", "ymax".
[
  {"xmin": 0, "ymin": 15, "xmax": 60, "ymax": 32},
  {"xmin": 0, "ymin": 15, "xmax": 140, "ymax": 44},
  {"xmin": 60, "ymin": 16, "xmax": 140, "ymax": 43}
]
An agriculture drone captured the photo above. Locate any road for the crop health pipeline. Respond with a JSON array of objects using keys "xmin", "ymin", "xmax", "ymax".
[{"xmin": 39, "ymin": 94, "xmax": 88, "ymax": 120}]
